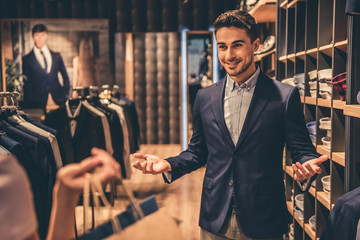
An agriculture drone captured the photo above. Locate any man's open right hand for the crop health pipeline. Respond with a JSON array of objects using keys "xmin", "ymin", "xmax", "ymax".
[{"xmin": 132, "ymin": 153, "xmax": 171, "ymax": 174}]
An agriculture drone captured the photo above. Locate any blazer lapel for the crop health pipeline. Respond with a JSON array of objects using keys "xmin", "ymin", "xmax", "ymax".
[
  {"xmin": 211, "ymin": 78, "xmax": 235, "ymax": 148},
  {"xmin": 235, "ymin": 72, "xmax": 275, "ymax": 150}
]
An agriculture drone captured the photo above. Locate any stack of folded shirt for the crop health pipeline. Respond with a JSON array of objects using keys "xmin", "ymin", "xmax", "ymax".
[
  {"xmin": 318, "ymin": 69, "xmax": 333, "ymax": 100},
  {"xmin": 281, "ymin": 77, "xmax": 295, "ymax": 86},
  {"xmin": 308, "ymin": 70, "xmax": 317, "ymax": 98},
  {"xmin": 294, "ymin": 73, "xmax": 305, "ymax": 96},
  {"xmin": 319, "ymin": 117, "xmax": 332, "ymax": 149},
  {"xmin": 306, "ymin": 121, "xmax": 316, "ymax": 143}
]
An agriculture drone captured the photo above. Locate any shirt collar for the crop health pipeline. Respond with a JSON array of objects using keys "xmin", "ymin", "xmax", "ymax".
[
  {"xmin": 66, "ymin": 100, "xmax": 82, "ymax": 119},
  {"xmin": 226, "ymin": 66, "xmax": 260, "ymax": 92},
  {"xmin": 34, "ymin": 45, "xmax": 49, "ymax": 54}
]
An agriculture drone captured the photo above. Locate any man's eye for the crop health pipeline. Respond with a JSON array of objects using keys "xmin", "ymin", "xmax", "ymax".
[
  {"xmin": 218, "ymin": 45, "xmax": 226, "ymax": 49},
  {"xmin": 234, "ymin": 44, "xmax": 242, "ymax": 48}
]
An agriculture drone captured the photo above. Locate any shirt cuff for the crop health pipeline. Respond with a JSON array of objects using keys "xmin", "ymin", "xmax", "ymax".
[{"xmin": 163, "ymin": 172, "xmax": 172, "ymax": 183}]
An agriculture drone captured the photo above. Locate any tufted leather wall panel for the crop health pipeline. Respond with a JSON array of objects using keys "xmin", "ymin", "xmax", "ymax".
[
  {"xmin": 133, "ymin": 33, "xmax": 147, "ymax": 144},
  {"xmin": 130, "ymin": 33, "xmax": 180, "ymax": 144},
  {"xmin": 156, "ymin": 33, "xmax": 169, "ymax": 143},
  {"xmin": 168, "ymin": 33, "xmax": 180, "ymax": 143},
  {"xmin": 145, "ymin": 33, "xmax": 158, "ymax": 143}
]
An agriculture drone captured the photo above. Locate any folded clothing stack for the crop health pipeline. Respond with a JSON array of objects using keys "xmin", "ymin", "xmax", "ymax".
[
  {"xmin": 318, "ymin": 69, "xmax": 333, "ymax": 100},
  {"xmin": 306, "ymin": 121, "xmax": 316, "ymax": 143},
  {"xmin": 308, "ymin": 70, "xmax": 317, "ymax": 98},
  {"xmin": 294, "ymin": 73, "xmax": 305, "ymax": 96},
  {"xmin": 319, "ymin": 117, "xmax": 331, "ymax": 149}
]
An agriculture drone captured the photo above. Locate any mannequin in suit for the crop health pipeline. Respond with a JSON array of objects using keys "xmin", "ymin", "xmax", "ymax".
[
  {"xmin": 133, "ymin": 10, "xmax": 328, "ymax": 240},
  {"xmin": 22, "ymin": 24, "xmax": 70, "ymax": 110}
]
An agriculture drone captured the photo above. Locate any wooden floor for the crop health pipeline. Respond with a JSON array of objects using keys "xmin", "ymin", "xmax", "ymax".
[{"xmin": 128, "ymin": 144, "xmax": 205, "ymax": 240}]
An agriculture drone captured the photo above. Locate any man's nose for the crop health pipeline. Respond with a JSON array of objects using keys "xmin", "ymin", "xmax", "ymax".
[{"xmin": 225, "ymin": 49, "xmax": 235, "ymax": 60}]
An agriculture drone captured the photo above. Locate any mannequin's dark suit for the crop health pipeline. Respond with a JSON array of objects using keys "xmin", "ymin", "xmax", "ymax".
[
  {"xmin": 22, "ymin": 49, "xmax": 70, "ymax": 109},
  {"xmin": 165, "ymin": 71, "xmax": 318, "ymax": 239}
]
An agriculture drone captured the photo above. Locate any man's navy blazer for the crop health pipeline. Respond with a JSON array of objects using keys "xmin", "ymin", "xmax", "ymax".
[
  {"xmin": 22, "ymin": 49, "xmax": 70, "ymax": 108},
  {"xmin": 166, "ymin": 71, "xmax": 318, "ymax": 239}
]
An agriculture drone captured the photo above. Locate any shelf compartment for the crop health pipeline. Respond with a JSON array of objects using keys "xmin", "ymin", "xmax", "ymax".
[
  {"xmin": 318, "ymin": 44, "xmax": 333, "ymax": 57},
  {"xmin": 294, "ymin": 211, "xmax": 304, "ymax": 226},
  {"xmin": 300, "ymin": 96, "xmax": 305, "ymax": 103},
  {"xmin": 305, "ymin": 97, "xmax": 316, "ymax": 106},
  {"xmin": 334, "ymin": 40, "xmax": 348, "ymax": 53},
  {"xmin": 332, "ymin": 152, "xmax": 345, "ymax": 167},
  {"xmin": 288, "ymin": 53, "xmax": 296, "ymax": 62},
  {"xmin": 280, "ymin": 0, "xmax": 288, "ymax": 8},
  {"xmin": 306, "ymin": 48, "xmax": 318, "ymax": 58},
  {"xmin": 317, "ymin": 98, "xmax": 331, "ymax": 108},
  {"xmin": 255, "ymin": 48, "xmax": 276, "ymax": 62},
  {"xmin": 333, "ymin": 100, "xmax": 346, "ymax": 110},
  {"xmin": 279, "ymin": 56, "xmax": 287, "ymax": 62},
  {"xmin": 317, "ymin": 191, "xmax": 331, "ymax": 210},
  {"xmin": 344, "ymin": 105, "xmax": 360, "ymax": 118},
  {"xmin": 317, "ymin": 145, "xmax": 331, "ymax": 156},
  {"xmin": 296, "ymin": 51, "xmax": 306, "ymax": 60},
  {"xmin": 249, "ymin": 0, "xmax": 277, "ymax": 23},
  {"xmin": 286, "ymin": 165, "xmax": 294, "ymax": 178},
  {"xmin": 305, "ymin": 223, "xmax": 316, "ymax": 240},
  {"xmin": 287, "ymin": 201, "xmax": 293, "ymax": 215},
  {"xmin": 309, "ymin": 186, "xmax": 316, "ymax": 197}
]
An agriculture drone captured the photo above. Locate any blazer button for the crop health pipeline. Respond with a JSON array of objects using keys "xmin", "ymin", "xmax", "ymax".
[{"xmin": 229, "ymin": 180, "xmax": 233, "ymax": 186}]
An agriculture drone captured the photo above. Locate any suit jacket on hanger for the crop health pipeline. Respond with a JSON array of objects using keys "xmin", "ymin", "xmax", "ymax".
[
  {"xmin": 1, "ymin": 122, "xmax": 51, "ymax": 240},
  {"xmin": 44, "ymin": 103, "xmax": 106, "ymax": 164},
  {"xmin": 165, "ymin": 71, "xmax": 318, "ymax": 238},
  {"xmin": 88, "ymin": 100, "xmax": 126, "ymax": 178}
]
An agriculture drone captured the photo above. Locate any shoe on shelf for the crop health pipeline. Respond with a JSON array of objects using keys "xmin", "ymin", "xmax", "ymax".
[
  {"xmin": 255, "ymin": 35, "xmax": 275, "ymax": 55},
  {"xmin": 246, "ymin": 0, "xmax": 259, "ymax": 11}
]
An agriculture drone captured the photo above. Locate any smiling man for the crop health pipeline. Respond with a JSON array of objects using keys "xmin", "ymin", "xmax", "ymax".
[{"xmin": 133, "ymin": 10, "xmax": 328, "ymax": 240}]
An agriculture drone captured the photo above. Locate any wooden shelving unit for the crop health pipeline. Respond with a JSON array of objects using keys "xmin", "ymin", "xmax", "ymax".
[
  {"xmin": 286, "ymin": 165, "xmax": 294, "ymax": 178},
  {"xmin": 277, "ymin": 0, "xmax": 353, "ymax": 237},
  {"xmin": 305, "ymin": 97, "xmax": 317, "ymax": 105},
  {"xmin": 332, "ymin": 152, "xmax": 345, "ymax": 166},
  {"xmin": 304, "ymin": 223, "xmax": 316, "ymax": 240},
  {"xmin": 309, "ymin": 186, "xmax": 316, "ymax": 197},
  {"xmin": 333, "ymin": 100, "xmax": 346, "ymax": 110},
  {"xmin": 334, "ymin": 39, "xmax": 348, "ymax": 52},
  {"xmin": 306, "ymin": 48, "xmax": 318, "ymax": 58},
  {"xmin": 300, "ymin": 96, "xmax": 305, "ymax": 103},
  {"xmin": 317, "ymin": 191, "xmax": 331, "ymax": 210},
  {"xmin": 254, "ymin": 48, "xmax": 276, "ymax": 62},
  {"xmin": 287, "ymin": 201, "xmax": 293, "ymax": 214},
  {"xmin": 249, "ymin": 0, "xmax": 277, "ymax": 23},
  {"xmin": 319, "ymin": 44, "xmax": 333, "ymax": 57},
  {"xmin": 317, "ymin": 145, "xmax": 331, "ymax": 156},
  {"xmin": 344, "ymin": 104, "xmax": 360, "ymax": 118},
  {"xmin": 280, "ymin": 0, "xmax": 288, "ymax": 8},
  {"xmin": 317, "ymin": 98, "xmax": 331, "ymax": 108}
]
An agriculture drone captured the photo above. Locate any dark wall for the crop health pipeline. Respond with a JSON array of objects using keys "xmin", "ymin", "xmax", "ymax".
[
  {"xmin": 0, "ymin": 0, "xmax": 239, "ymax": 31},
  {"xmin": 0, "ymin": 0, "xmax": 239, "ymax": 89}
]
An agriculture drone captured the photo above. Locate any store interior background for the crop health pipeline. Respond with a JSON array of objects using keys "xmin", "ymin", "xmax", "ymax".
[{"xmin": 1, "ymin": 0, "xmax": 360, "ymax": 240}]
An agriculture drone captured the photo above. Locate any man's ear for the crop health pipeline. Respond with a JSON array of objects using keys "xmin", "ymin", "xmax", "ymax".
[{"xmin": 253, "ymin": 38, "xmax": 260, "ymax": 52}]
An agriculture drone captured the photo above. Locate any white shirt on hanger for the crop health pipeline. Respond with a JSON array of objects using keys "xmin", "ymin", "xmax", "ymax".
[{"xmin": 82, "ymin": 100, "xmax": 114, "ymax": 155}]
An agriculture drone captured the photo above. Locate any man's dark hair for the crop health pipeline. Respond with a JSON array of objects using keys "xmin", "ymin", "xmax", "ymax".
[
  {"xmin": 214, "ymin": 10, "xmax": 258, "ymax": 43},
  {"xmin": 32, "ymin": 24, "xmax": 47, "ymax": 35}
]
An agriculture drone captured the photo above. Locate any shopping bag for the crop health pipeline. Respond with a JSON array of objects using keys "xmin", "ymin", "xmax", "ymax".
[
  {"xmin": 105, "ymin": 207, "xmax": 184, "ymax": 240},
  {"xmin": 77, "ymin": 169, "xmax": 184, "ymax": 240}
]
